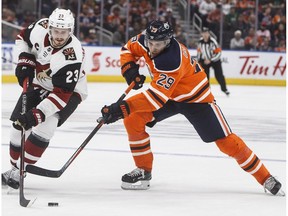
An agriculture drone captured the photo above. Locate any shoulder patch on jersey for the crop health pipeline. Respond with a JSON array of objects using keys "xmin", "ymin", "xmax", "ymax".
[
  {"xmin": 153, "ymin": 39, "xmax": 181, "ymax": 72},
  {"xmin": 63, "ymin": 47, "xmax": 77, "ymax": 61},
  {"xmin": 38, "ymin": 20, "xmax": 48, "ymax": 29},
  {"xmin": 131, "ymin": 36, "xmax": 137, "ymax": 42}
]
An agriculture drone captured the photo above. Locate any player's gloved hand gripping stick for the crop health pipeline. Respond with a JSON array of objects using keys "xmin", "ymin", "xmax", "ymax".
[{"xmin": 25, "ymin": 80, "xmax": 137, "ymax": 178}]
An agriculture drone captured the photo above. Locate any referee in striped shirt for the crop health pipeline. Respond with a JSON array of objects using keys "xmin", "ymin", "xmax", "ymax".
[{"xmin": 197, "ymin": 27, "xmax": 229, "ymax": 96}]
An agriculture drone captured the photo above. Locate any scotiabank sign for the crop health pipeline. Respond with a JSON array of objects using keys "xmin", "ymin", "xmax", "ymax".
[
  {"xmin": 84, "ymin": 46, "xmax": 286, "ymax": 80},
  {"xmin": 84, "ymin": 46, "xmax": 148, "ymax": 76}
]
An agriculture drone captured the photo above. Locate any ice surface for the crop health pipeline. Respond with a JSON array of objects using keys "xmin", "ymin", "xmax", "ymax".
[{"xmin": 1, "ymin": 83, "xmax": 286, "ymax": 216}]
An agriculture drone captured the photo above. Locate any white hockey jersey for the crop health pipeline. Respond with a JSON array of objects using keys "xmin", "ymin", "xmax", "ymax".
[{"xmin": 16, "ymin": 18, "xmax": 88, "ymax": 118}]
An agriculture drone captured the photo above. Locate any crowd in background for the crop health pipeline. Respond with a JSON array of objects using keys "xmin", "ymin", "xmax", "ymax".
[{"xmin": 2, "ymin": 0, "xmax": 286, "ymax": 52}]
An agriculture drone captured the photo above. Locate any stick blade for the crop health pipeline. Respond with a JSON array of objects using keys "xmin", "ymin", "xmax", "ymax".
[
  {"xmin": 26, "ymin": 165, "xmax": 62, "ymax": 178},
  {"xmin": 20, "ymin": 197, "xmax": 37, "ymax": 207}
]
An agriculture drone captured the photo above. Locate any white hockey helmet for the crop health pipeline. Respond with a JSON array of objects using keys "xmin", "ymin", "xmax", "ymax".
[{"xmin": 48, "ymin": 8, "xmax": 75, "ymax": 35}]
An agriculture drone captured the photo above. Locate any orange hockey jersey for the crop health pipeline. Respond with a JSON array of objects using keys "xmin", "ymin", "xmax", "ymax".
[{"xmin": 120, "ymin": 33, "xmax": 215, "ymax": 114}]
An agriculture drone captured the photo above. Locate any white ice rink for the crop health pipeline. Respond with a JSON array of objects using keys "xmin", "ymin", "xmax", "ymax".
[{"xmin": 1, "ymin": 83, "xmax": 286, "ymax": 216}]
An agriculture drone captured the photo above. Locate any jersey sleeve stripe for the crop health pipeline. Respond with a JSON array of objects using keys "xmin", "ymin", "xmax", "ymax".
[
  {"xmin": 194, "ymin": 88, "xmax": 211, "ymax": 102},
  {"xmin": 36, "ymin": 93, "xmax": 67, "ymax": 118},
  {"xmin": 147, "ymin": 89, "xmax": 165, "ymax": 106},
  {"xmin": 181, "ymin": 82, "xmax": 209, "ymax": 103},
  {"xmin": 48, "ymin": 94, "xmax": 67, "ymax": 108},
  {"xmin": 120, "ymin": 50, "xmax": 131, "ymax": 55},
  {"xmin": 173, "ymin": 77, "xmax": 208, "ymax": 101},
  {"xmin": 149, "ymin": 85, "xmax": 169, "ymax": 101},
  {"xmin": 47, "ymin": 97, "xmax": 64, "ymax": 110},
  {"xmin": 143, "ymin": 91, "xmax": 161, "ymax": 110}
]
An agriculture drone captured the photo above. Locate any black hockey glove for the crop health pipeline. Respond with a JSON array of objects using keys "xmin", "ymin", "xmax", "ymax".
[
  {"xmin": 101, "ymin": 101, "xmax": 130, "ymax": 124},
  {"xmin": 121, "ymin": 61, "xmax": 146, "ymax": 90},
  {"xmin": 15, "ymin": 52, "xmax": 36, "ymax": 87},
  {"xmin": 15, "ymin": 109, "xmax": 45, "ymax": 130}
]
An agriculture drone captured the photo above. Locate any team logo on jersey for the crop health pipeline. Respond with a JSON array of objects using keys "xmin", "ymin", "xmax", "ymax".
[
  {"xmin": 38, "ymin": 20, "xmax": 48, "ymax": 29},
  {"xmin": 63, "ymin": 48, "xmax": 77, "ymax": 60}
]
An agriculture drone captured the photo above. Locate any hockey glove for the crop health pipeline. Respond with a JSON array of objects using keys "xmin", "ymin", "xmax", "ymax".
[
  {"xmin": 101, "ymin": 101, "xmax": 130, "ymax": 124},
  {"xmin": 15, "ymin": 109, "xmax": 45, "ymax": 130},
  {"xmin": 121, "ymin": 61, "xmax": 146, "ymax": 90},
  {"xmin": 15, "ymin": 52, "xmax": 36, "ymax": 87}
]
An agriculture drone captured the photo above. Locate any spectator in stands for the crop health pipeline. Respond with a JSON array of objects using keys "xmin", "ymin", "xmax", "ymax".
[
  {"xmin": 230, "ymin": 30, "xmax": 245, "ymax": 50},
  {"xmin": 189, "ymin": 0, "xmax": 200, "ymax": 21},
  {"xmin": 257, "ymin": 37, "xmax": 273, "ymax": 51},
  {"xmin": 130, "ymin": 6, "xmax": 141, "ymax": 26},
  {"xmin": 244, "ymin": 27, "xmax": 257, "ymax": 50},
  {"xmin": 206, "ymin": 4, "xmax": 221, "ymax": 36},
  {"xmin": 41, "ymin": 0, "xmax": 57, "ymax": 17},
  {"xmin": 174, "ymin": 24, "xmax": 187, "ymax": 45},
  {"xmin": 273, "ymin": 23, "xmax": 286, "ymax": 46},
  {"xmin": 258, "ymin": 6, "xmax": 272, "ymax": 27},
  {"xmin": 139, "ymin": 0, "xmax": 153, "ymax": 18},
  {"xmin": 104, "ymin": 0, "xmax": 114, "ymax": 15},
  {"xmin": 20, "ymin": 11, "xmax": 37, "ymax": 28},
  {"xmin": 106, "ymin": 6, "xmax": 122, "ymax": 32},
  {"xmin": 2, "ymin": 8, "xmax": 18, "ymax": 25},
  {"xmin": 158, "ymin": 1, "xmax": 168, "ymax": 17},
  {"xmin": 246, "ymin": 12, "xmax": 256, "ymax": 29},
  {"xmin": 128, "ymin": 22, "xmax": 141, "ymax": 39},
  {"xmin": 236, "ymin": 0, "xmax": 255, "ymax": 11},
  {"xmin": 112, "ymin": 24, "xmax": 126, "ymax": 46},
  {"xmin": 139, "ymin": 17, "xmax": 149, "ymax": 31},
  {"xmin": 198, "ymin": 0, "xmax": 216, "ymax": 27},
  {"xmin": 274, "ymin": 39, "xmax": 286, "ymax": 52},
  {"xmin": 93, "ymin": 5, "xmax": 102, "ymax": 27},
  {"xmin": 110, "ymin": 0, "xmax": 127, "ymax": 19},
  {"xmin": 84, "ymin": 28, "xmax": 99, "ymax": 46},
  {"xmin": 79, "ymin": 4, "xmax": 98, "ymax": 38},
  {"xmin": 256, "ymin": 21, "xmax": 271, "ymax": 45},
  {"xmin": 2, "ymin": 8, "xmax": 19, "ymax": 43},
  {"xmin": 224, "ymin": 6, "xmax": 238, "ymax": 30},
  {"xmin": 164, "ymin": 8, "xmax": 177, "ymax": 29}
]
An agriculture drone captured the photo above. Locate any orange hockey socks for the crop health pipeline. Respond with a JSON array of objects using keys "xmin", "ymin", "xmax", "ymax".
[{"xmin": 215, "ymin": 133, "xmax": 270, "ymax": 185}]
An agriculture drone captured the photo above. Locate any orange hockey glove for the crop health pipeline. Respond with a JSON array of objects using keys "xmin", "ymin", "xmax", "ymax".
[
  {"xmin": 101, "ymin": 101, "xmax": 130, "ymax": 124},
  {"xmin": 121, "ymin": 61, "xmax": 146, "ymax": 90}
]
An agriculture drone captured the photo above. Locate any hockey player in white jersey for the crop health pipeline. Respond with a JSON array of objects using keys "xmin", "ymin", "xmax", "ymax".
[{"xmin": 2, "ymin": 8, "xmax": 88, "ymax": 189}]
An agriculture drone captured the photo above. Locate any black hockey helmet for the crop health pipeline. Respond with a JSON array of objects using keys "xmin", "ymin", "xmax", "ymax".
[{"xmin": 145, "ymin": 20, "xmax": 173, "ymax": 41}]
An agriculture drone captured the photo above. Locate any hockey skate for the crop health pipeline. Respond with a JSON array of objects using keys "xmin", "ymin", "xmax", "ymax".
[
  {"xmin": 2, "ymin": 166, "xmax": 21, "ymax": 189},
  {"xmin": 223, "ymin": 90, "xmax": 230, "ymax": 96},
  {"xmin": 121, "ymin": 168, "xmax": 152, "ymax": 190},
  {"xmin": 264, "ymin": 176, "xmax": 285, "ymax": 196}
]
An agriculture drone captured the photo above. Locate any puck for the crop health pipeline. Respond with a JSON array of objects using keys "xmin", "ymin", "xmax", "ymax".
[{"xmin": 48, "ymin": 202, "xmax": 59, "ymax": 207}]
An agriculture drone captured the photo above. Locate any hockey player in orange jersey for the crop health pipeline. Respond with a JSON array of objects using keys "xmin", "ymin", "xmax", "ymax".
[{"xmin": 101, "ymin": 20, "xmax": 285, "ymax": 195}]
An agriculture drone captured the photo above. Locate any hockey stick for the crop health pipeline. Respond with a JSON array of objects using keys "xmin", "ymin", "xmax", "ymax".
[
  {"xmin": 25, "ymin": 80, "xmax": 136, "ymax": 178},
  {"xmin": 2, "ymin": 56, "xmax": 17, "ymax": 65},
  {"xmin": 19, "ymin": 78, "xmax": 37, "ymax": 207}
]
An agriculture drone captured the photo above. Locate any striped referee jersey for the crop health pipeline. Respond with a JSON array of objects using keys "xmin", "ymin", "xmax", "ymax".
[{"xmin": 197, "ymin": 37, "xmax": 221, "ymax": 62}]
